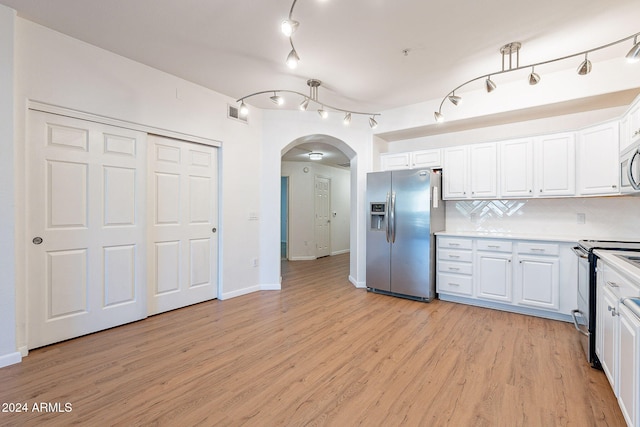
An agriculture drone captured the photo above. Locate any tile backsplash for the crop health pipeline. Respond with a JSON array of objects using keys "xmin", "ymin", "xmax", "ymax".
[{"xmin": 446, "ymin": 196, "xmax": 640, "ymax": 240}]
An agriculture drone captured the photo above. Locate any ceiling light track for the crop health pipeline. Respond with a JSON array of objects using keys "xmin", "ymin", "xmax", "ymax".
[
  {"xmin": 236, "ymin": 79, "xmax": 381, "ymax": 128},
  {"xmin": 282, "ymin": 0, "xmax": 301, "ymax": 69},
  {"xmin": 434, "ymin": 31, "xmax": 640, "ymax": 123}
]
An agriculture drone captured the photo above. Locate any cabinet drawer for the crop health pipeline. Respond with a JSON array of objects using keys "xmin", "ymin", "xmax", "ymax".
[
  {"xmin": 477, "ymin": 239, "xmax": 512, "ymax": 252},
  {"xmin": 438, "ymin": 260, "xmax": 473, "ymax": 275},
  {"xmin": 516, "ymin": 242, "xmax": 559, "ymax": 256},
  {"xmin": 437, "ymin": 273, "xmax": 473, "ymax": 296},
  {"xmin": 438, "ymin": 249, "xmax": 473, "ymax": 263},
  {"xmin": 438, "ymin": 237, "xmax": 472, "ymax": 250}
]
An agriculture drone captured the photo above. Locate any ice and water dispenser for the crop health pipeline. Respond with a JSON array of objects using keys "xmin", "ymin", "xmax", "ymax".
[{"xmin": 370, "ymin": 202, "xmax": 387, "ymax": 230}]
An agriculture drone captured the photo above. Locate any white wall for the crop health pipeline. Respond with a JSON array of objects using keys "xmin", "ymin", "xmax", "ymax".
[
  {"xmin": 281, "ymin": 161, "xmax": 350, "ymax": 259},
  {"xmin": 9, "ymin": 18, "xmax": 263, "ymax": 360},
  {"xmin": 0, "ymin": 5, "xmax": 20, "ymax": 369}
]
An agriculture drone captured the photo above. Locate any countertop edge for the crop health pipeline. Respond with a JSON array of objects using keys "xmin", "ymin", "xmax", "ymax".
[{"xmin": 435, "ymin": 231, "xmax": 580, "ymax": 243}]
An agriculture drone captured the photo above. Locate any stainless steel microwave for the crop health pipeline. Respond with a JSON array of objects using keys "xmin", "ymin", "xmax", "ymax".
[{"xmin": 621, "ymin": 141, "xmax": 640, "ymax": 195}]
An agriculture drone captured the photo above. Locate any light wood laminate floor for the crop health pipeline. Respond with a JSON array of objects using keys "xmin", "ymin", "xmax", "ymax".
[{"xmin": 0, "ymin": 254, "xmax": 625, "ymax": 426}]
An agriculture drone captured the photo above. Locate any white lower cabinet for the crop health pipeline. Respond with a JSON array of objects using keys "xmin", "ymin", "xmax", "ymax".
[
  {"xmin": 475, "ymin": 240, "xmax": 512, "ymax": 302},
  {"xmin": 619, "ymin": 303, "xmax": 640, "ymax": 427},
  {"xmin": 436, "ymin": 236, "xmax": 575, "ymax": 320},
  {"xmin": 516, "ymin": 254, "xmax": 560, "ymax": 310},
  {"xmin": 596, "ymin": 257, "xmax": 640, "ymax": 427}
]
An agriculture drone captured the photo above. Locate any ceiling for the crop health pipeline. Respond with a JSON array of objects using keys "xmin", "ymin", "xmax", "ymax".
[{"xmin": 2, "ymin": 0, "xmax": 640, "ymax": 166}]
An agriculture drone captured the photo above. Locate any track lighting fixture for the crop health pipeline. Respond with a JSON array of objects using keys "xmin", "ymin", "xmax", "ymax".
[
  {"xmin": 286, "ymin": 47, "xmax": 300, "ymax": 69},
  {"xmin": 434, "ymin": 31, "xmax": 640, "ymax": 123},
  {"xmin": 528, "ymin": 67, "xmax": 541, "ymax": 85},
  {"xmin": 236, "ymin": 79, "xmax": 380, "ymax": 128},
  {"xmin": 448, "ymin": 93, "xmax": 461, "ymax": 106},
  {"xmin": 239, "ymin": 101, "xmax": 249, "ymax": 117},
  {"xmin": 485, "ymin": 76, "xmax": 496, "ymax": 93},
  {"xmin": 577, "ymin": 53, "xmax": 592, "ymax": 75},
  {"xmin": 281, "ymin": 19, "xmax": 299, "ymax": 37},
  {"xmin": 626, "ymin": 36, "xmax": 640, "ymax": 63},
  {"xmin": 270, "ymin": 92, "xmax": 284, "ymax": 105}
]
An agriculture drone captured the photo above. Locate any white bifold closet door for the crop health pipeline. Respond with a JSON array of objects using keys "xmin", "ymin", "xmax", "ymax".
[
  {"xmin": 27, "ymin": 111, "xmax": 148, "ymax": 349},
  {"xmin": 147, "ymin": 135, "xmax": 218, "ymax": 315}
]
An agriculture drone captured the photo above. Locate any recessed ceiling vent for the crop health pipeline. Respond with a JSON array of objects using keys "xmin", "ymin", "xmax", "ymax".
[{"xmin": 227, "ymin": 104, "xmax": 248, "ymax": 123}]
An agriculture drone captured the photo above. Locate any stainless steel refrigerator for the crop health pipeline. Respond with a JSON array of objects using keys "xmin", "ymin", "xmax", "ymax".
[{"xmin": 366, "ymin": 169, "xmax": 445, "ymax": 301}]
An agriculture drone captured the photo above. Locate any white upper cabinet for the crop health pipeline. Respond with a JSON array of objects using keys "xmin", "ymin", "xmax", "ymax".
[
  {"xmin": 411, "ymin": 149, "xmax": 442, "ymax": 169},
  {"xmin": 443, "ymin": 146, "xmax": 469, "ymax": 199},
  {"xmin": 469, "ymin": 143, "xmax": 498, "ymax": 198},
  {"xmin": 577, "ymin": 121, "xmax": 620, "ymax": 196},
  {"xmin": 621, "ymin": 101, "xmax": 640, "ymax": 152},
  {"xmin": 380, "ymin": 149, "xmax": 441, "ymax": 171},
  {"xmin": 534, "ymin": 132, "xmax": 576, "ymax": 197},
  {"xmin": 380, "ymin": 152, "xmax": 410, "ymax": 170},
  {"xmin": 500, "ymin": 138, "xmax": 534, "ymax": 198}
]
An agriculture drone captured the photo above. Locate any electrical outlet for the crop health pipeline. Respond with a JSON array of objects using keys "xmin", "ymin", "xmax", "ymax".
[
  {"xmin": 251, "ymin": 258, "xmax": 259, "ymax": 267},
  {"xmin": 577, "ymin": 213, "xmax": 586, "ymax": 224}
]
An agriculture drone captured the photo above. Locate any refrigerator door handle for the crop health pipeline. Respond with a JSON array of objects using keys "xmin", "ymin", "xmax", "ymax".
[
  {"xmin": 385, "ymin": 192, "xmax": 391, "ymax": 243},
  {"xmin": 390, "ymin": 192, "xmax": 397, "ymax": 243}
]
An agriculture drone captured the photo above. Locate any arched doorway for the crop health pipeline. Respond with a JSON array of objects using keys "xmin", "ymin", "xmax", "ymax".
[{"xmin": 280, "ymin": 134, "xmax": 357, "ymax": 278}]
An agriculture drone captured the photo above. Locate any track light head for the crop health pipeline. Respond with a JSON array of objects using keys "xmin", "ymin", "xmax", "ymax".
[
  {"xmin": 528, "ymin": 67, "xmax": 541, "ymax": 85},
  {"xmin": 577, "ymin": 53, "xmax": 592, "ymax": 75},
  {"xmin": 299, "ymin": 98, "xmax": 309, "ymax": 111},
  {"xmin": 318, "ymin": 108, "xmax": 328, "ymax": 119},
  {"xmin": 626, "ymin": 36, "xmax": 640, "ymax": 63},
  {"xmin": 286, "ymin": 48, "xmax": 300, "ymax": 69},
  {"xmin": 239, "ymin": 101, "xmax": 249, "ymax": 117},
  {"xmin": 270, "ymin": 92, "xmax": 284, "ymax": 105},
  {"xmin": 434, "ymin": 111, "xmax": 444, "ymax": 123},
  {"xmin": 343, "ymin": 112, "xmax": 352, "ymax": 125},
  {"xmin": 486, "ymin": 76, "xmax": 497, "ymax": 93},
  {"xmin": 281, "ymin": 20, "xmax": 299, "ymax": 37},
  {"xmin": 448, "ymin": 94, "xmax": 461, "ymax": 106},
  {"xmin": 369, "ymin": 116, "xmax": 378, "ymax": 129}
]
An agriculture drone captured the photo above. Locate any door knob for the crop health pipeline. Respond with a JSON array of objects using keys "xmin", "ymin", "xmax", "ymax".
[
  {"xmin": 211, "ymin": 227, "xmax": 217, "ymax": 233},
  {"xmin": 32, "ymin": 237, "xmax": 43, "ymax": 245}
]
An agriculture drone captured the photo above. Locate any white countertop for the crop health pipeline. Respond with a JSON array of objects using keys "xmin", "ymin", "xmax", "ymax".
[
  {"xmin": 594, "ymin": 249, "xmax": 640, "ymax": 286},
  {"xmin": 435, "ymin": 231, "xmax": 581, "ymax": 243}
]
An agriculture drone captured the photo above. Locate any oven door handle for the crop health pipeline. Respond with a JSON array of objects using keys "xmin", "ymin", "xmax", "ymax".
[
  {"xmin": 571, "ymin": 246, "xmax": 589, "ymax": 259},
  {"xmin": 571, "ymin": 309, "xmax": 590, "ymax": 336}
]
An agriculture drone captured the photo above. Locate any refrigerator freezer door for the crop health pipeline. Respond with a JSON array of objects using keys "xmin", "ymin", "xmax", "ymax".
[
  {"xmin": 390, "ymin": 170, "xmax": 433, "ymax": 298},
  {"xmin": 366, "ymin": 171, "xmax": 391, "ymax": 292}
]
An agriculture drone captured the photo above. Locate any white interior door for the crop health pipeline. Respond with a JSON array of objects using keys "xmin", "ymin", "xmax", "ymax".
[
  {"xmin": 27, "ymin": 111, "xmax": 147, "ymax": 349},
  {"xmin": 148, "ymin": 135, "xmax": 219, "ymax": 315},
  {"xmin": 314, "ymin": 176, "xmax": 331, "ymax": 258}
]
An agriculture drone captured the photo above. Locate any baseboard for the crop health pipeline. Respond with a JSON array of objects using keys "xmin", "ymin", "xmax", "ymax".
[
  {"xmin": 349, "ymin": 275, "xmax": 366, "ymax": 289},
  {"xmin": 288, "ymin": 256, "xmax": 316, "ymax": 261},
  {"xmin": 219, "ymin": 285, "xmax": 261, "ymax": 300},
  {"xmin": 330, "ymin": 249, "xmax": 350, "ymax": 256},
  {"xmin": 0, "ymin": 351, "xmax": 22, "ymax": 368},
  {"xmin": 19, "ymin": 345, "xmax": 28, "ymax": 357},
  {"xmin": 260, "ymin": 283, "xmax": 281, "ymax": 291}
]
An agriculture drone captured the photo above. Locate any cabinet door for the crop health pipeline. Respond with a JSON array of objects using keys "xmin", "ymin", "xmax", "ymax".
[
  {"xmin": 577, "ymin": 122, "xmax": 620, "ymax": 195},
  {"xmin": 517, "ymin": 255, "xmax": 560, "ymax": 310},
  {"xmin": 619, "ymin": 304, "xmax": 639, "ymax": 427},
  {"xmin": 412, "ymin": 149, "xmax": 441, "ymax": 169},
  {"xmin": 380, "ymin": 153, "xmax": 410, "ymax": 171},
  {"xmin": 630, "ymin": 103, "xmax": 640, "ymax": 146},
  {"xmin": 598, "ymin": 285, "xmax": 619, "ymax": 392},
  {"xmin": 476, "ymin": 252, "xmax": 512, "ymax": 302},
  {"xmin": 500, "ymin": 138, "xmax": 534, "ymax": 198},
  {"xmin": 535, "ymin": 133, "xmax": 576, "ymax": 196},
  {"xmin": 469, "ymin": 143, "xmax": 497, "ymax": 198},
  {"xmin": 443, "ymin": 146, "xmax": 469, "ymax": 199}
]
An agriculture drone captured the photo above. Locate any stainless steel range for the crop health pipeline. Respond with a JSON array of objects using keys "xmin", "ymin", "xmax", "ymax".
[{"xmin": 572, "ymin": 240, "xmax": 640, "ymax": 368}]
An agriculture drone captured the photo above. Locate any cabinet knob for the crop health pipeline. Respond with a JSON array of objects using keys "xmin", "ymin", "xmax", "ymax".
[{"xmin": 612, "ymin": 185, "xmax": 617, "ymax": 189}]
